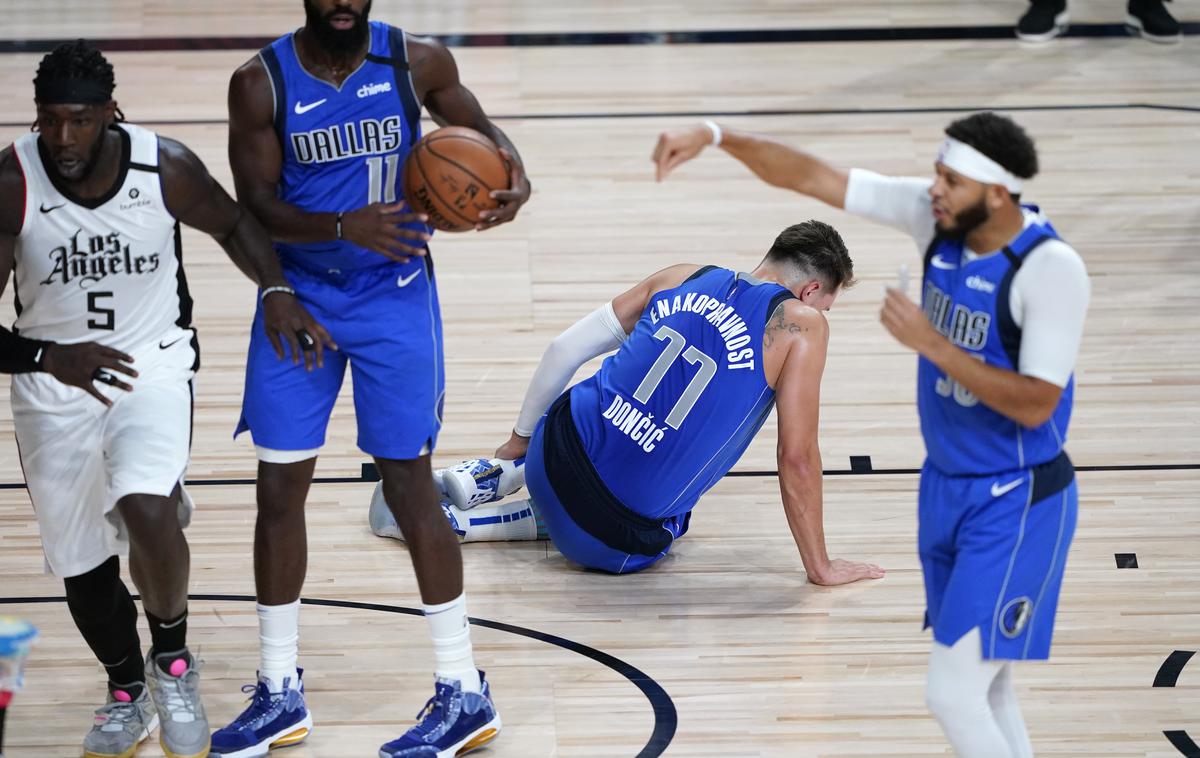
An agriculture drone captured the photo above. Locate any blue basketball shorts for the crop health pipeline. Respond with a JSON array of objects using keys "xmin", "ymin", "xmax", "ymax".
[
  {"xmin": 236, "ymin": 258, "xmax": 445, "ymax": 460},
  {"xmin": 525, "ymin": 413, "xmax": 689, "ymax": 575},
  {"xmin": 919, "ymin": 451, "xmax": 1078, "ymax": 660}
]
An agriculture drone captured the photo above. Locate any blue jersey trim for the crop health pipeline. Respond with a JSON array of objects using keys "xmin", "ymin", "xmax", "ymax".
[{"xmin": 258, "ymin": 45, "xmax": 288, "ymax": 145}]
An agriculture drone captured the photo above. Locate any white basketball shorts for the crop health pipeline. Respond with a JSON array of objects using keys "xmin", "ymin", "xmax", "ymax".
[{"xmin": 11, "ymin": 328, "xmax": 198, "ymax": 578}]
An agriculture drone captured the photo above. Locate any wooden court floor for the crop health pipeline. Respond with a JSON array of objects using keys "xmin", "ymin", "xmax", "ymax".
[{"xmin": 1, "ymin": 2, "xmax": 1198, "ymax": 756}]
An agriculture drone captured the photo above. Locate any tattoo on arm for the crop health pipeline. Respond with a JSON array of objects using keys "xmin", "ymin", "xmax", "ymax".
[{"xmin": 764, "ymin": 303, "xmax": 810, "ymax": 347}]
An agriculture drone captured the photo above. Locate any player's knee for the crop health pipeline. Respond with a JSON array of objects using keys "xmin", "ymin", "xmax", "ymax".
[
  {"xmin": 256, "ymin": 462, "xmax": 316, "ymax": 518},
  {"xmin": 115, "ymin": 493, "xmax": 181, "ymax": 543},
  {"xmin": 926, "ymin": 669, "xmax": 988, "ymax": 726}
]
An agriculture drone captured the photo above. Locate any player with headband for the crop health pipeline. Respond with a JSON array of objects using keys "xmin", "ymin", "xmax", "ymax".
[{"xmin": 652, "ymin": 111, "xmax": 1089, "ymax": 757}]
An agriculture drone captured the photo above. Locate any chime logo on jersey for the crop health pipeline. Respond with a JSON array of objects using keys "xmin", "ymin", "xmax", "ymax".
[
  {"xmin": 923, "ymin": 281, "xmax": 991, "ymax": 350},
  {"xmin": 39, "ymin": 229, "xmax": 161, "ymax": 288}
]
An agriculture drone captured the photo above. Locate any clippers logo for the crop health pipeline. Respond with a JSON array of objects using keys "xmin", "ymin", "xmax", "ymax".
[{"xmin": 357, "ymin": 81, "xmax": 393, "ymax": 98}]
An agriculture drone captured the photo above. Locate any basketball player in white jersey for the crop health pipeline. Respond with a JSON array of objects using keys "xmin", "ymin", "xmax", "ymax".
[
  {"xmin": 0, "ymin": 41, "xmax": 329, "ymax": 758},
  {"xmin": 652, "ymin": 116, "xmax": 1089, "ymax": 757}
]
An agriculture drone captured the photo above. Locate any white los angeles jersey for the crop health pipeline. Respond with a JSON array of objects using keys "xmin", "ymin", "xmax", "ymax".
[{"xmin": 12, "ymin": 123, "xmax": 192, "ymax": 353}]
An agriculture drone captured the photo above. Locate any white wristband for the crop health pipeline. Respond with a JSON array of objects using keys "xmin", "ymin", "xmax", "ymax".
[
  {"xmin": 261, "ymin": 285, "xmax": 296, "ymax": 303},
  {"xmin": 703, "ymin": 120, "xmax": 722, "ymax": 147}
]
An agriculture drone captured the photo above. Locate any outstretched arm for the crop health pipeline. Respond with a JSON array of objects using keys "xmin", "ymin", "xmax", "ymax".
[
  {"xmin": 494, "ymin": 263, "xmax": 700, "ymax": 460},
  {"xmin": 159, "ymin": 137, "xmax": 336, "ymax": 370},
  {"xmin": 771, "ymin": 302, "xmax": 885, "ymax": 586},
  {"xmin": 652, "ymin": 123, "xmax": 849, "ymax": 208}
]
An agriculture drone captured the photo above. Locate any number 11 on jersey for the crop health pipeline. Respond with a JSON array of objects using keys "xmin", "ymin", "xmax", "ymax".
[{"xmin": 366, "ymin": 154, "xmax": 400, "ymax": 204}]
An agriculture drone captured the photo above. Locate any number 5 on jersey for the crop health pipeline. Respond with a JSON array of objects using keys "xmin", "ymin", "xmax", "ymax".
[
  {"xmin": 633, "ymin": 326, "xmax": 718, "ymax": 429},
  {"xmin": 87, "ymin": 291, "xmax": 115, "ymax": 330}
]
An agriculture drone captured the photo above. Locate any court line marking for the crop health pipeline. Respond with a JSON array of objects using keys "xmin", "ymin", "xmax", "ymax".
[
  {"xmin": 0, "ymin": 593, "xmax": 677, "ymax": 758},
  {"xmin": 0, "ymin": 22, "xmax": 1197, "ymax": 54},
  {"xmin": 2, "ymin": 102, "xmax": 1197, "ymax": 131},
  {"xmin": 0, "ymin": 462, "xmax": 1195, "ymax": 490}
]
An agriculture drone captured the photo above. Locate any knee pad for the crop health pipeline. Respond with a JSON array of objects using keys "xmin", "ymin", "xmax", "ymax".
[{"xmin": 64, "ymin": 556, "xmax": 136, "ymax": 636}]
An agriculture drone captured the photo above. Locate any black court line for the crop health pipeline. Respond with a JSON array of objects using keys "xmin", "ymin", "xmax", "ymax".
[
  {"xmin": 1154, "ymin": 650, "xmax": 1196, "ymax": 688},
  {"xmin": 0, "ymin": 593, "xmax": 677, "ymax": 758},
  {"xmin": 2, "ymin": 102, "xmax": 1198, "ymax": 131},
  {"xmin": 0, "ymin": 461, "xmax": 1196, "ymax": 490},
  {"xmin": 1165, "ymin": 731, "xmax": 1200, "ymax": 758},
  {"xmin": 1, "ymin": 22, "xmax": 1198, "ymax": 54}
]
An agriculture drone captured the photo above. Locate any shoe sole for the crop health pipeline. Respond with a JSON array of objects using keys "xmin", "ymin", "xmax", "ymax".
[
  {"xmin": 83, "ymin": 713, "xmax": 160, "ymax": 758},
  {"xmin": 210, "ymin": 712, "xmax": 314, "ymax": 758},
  {"xmin": 160, "ymin": 734, "xmax": 212, "ymax": 758},
  {"xmin": 379, "ymin": 713, "xmax": 502, "ymax": 758},
  {"xmin": 1016, "ymin": 10, "xmax": 1069, "ymax": 42},
  {"xmin": 1124, "ymin": 14, "xmax": 1183, "ymax": 43}
]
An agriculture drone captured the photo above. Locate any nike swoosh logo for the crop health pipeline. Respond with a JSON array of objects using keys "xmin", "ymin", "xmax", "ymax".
[
  {"xmin": 990, "ymin": 477, "xmax": 1025, "ymax": 498},
  {"xmin": 930, "ymin": 254, "xmax": 958, "ymax": 270},
  {"xmin": 39, "ymin": 203, "xmax": 65, "ymax": 213},
  {"xmin": 159, "ymin": 336, "xmax": 185, "ymax": 350},
  {"xmin": 293, "ymin": 99, "xmax": 327, "ymax": 115},
  {"xmin": 397, "ymin": 271, "xmax": 421, "ymax": 288}
]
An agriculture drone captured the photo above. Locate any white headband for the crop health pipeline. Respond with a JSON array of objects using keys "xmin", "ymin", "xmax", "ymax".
[{"xmin": 937, "ymin": 137, "xmax": 1024, "ymax": 193}]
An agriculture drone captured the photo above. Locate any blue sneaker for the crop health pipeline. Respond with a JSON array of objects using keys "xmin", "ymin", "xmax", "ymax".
[
  {"xmin": 379, "ymin": 671, "xmax": 501, "ymax": 758},
  {"xmin": 210, "ymin": 670, "xmax": 312, "ymax": 757}
]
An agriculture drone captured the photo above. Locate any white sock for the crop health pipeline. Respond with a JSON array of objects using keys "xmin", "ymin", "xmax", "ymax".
[
  {"xmin": 258, "ymin": 600, "xmax": 300, "ymax": 692},
  {"xmin": 456, "ymin": 498, "xmax": 543, "ymax": 542},
  {"xmin": 424, "ymin": 593, "xmax": 481, "ymax": 693},
  {"xmin": 926, "ymin": 628, "xmax": 1014, "ymax": 757},
  {"xmin": 989, "ymin": 662, "xmax": 1033, "ymax": 758}
]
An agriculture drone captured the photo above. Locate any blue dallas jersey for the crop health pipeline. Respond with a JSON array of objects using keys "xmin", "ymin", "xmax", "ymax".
[
  {"xmin": 259, "ymin": 22, "xmax": 428, "ymax": 276},
  {"xmin": 919, "ymin": 208, "xmax": 1074, "ymax": 476},
  {"xmin": 569, "ymin": 267, "xmax": 794, "ymax": 521}
]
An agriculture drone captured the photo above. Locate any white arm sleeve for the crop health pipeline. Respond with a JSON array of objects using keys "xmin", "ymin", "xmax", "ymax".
[
  {"xmin": 513, "ymin": 301, "xmax": 629, "ymax": 436},
  {"xmin": 843, "ymin": 168, "xmax": 938, "ymax": 251},
  {"xmin": 1011, "ymin": 240, "xmax": 1090, "ymax": 388}
]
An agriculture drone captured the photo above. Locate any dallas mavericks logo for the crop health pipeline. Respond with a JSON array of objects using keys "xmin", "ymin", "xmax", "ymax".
[{"xmin": 999, "ymin": 596, "xmax": 1033, "ymax": 638}]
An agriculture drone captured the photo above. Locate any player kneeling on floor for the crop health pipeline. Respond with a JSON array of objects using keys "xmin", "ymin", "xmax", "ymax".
[{"xmin": 372, "ymin": 222, "xmax": 884, "ymax": 585}]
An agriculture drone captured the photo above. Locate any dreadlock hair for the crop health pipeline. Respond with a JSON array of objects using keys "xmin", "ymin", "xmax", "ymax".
[{"xmin": 32, "ymin": 39, "xmax": 124, "ymax": 124}]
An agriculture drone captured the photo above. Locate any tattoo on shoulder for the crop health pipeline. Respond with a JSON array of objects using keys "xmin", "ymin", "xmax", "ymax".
[{"xmin": 764, "ymin": 302, "xmax": 809, "ymax": 347}]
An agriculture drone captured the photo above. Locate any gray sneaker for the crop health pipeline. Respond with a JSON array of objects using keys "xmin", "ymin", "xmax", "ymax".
[
  {"xmin": 145, "ymin": 650, "xmax": 211, "ymax": 758},
  {"xmin": 82, "ymin": 687, "xmax": 159, "ymax": 758}
]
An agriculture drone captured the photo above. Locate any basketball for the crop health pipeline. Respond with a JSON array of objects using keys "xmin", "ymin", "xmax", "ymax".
[{"xmin": 402, "ymin": 126, "xmax": 510, "ymax": 232}]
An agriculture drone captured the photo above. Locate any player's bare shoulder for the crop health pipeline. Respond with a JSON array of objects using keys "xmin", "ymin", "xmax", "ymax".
[
  {"xmin": 403, "ymin": 32, "xmax": 455, "ymax": 100},
  {"xmin": 765, "ymin": 299, "xmax": 829, "ymax": 350},
  {"xmin": 0, "ymin": 145, "xmax": 24, "ymax": 235},
  {"xmin": 228, "ymin": 55, "xmax": 273, "ymax": 120}
]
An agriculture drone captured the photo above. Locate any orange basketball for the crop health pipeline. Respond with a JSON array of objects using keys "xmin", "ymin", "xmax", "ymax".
[{"xmin": 402, "ymin": 126, "xmax": 510, "ymax": 232}]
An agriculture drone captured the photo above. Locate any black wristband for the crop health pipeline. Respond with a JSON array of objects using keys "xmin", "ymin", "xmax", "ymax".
[{"xmin": 0, "ymin": 326, "xmax": 51, "ymax": 374}]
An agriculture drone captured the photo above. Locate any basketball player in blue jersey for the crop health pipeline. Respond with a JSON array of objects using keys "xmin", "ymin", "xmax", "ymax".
[
  {"xmin": 0, "ymin": 41, "xmax": 327, "ymax": 758},
  {"xmin": 215, "ymin": 1, "xmax": 529, "ymax": 755},
  {"xmin": 653, "ymin": 113, "xmax": 1089, "ymax": 756},
  {"xmin": 383, "ymin": 221, "xmax": 886, "ymax": 586}
]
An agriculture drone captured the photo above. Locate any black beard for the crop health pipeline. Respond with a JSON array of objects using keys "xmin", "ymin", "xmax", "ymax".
[
  {"xmin": 941, "ymin": 197, "xmax": 990, "ymax": 240},
  {"xmin": 304, "ymin": 0, "xmax": 372, "ymax": 56}
]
